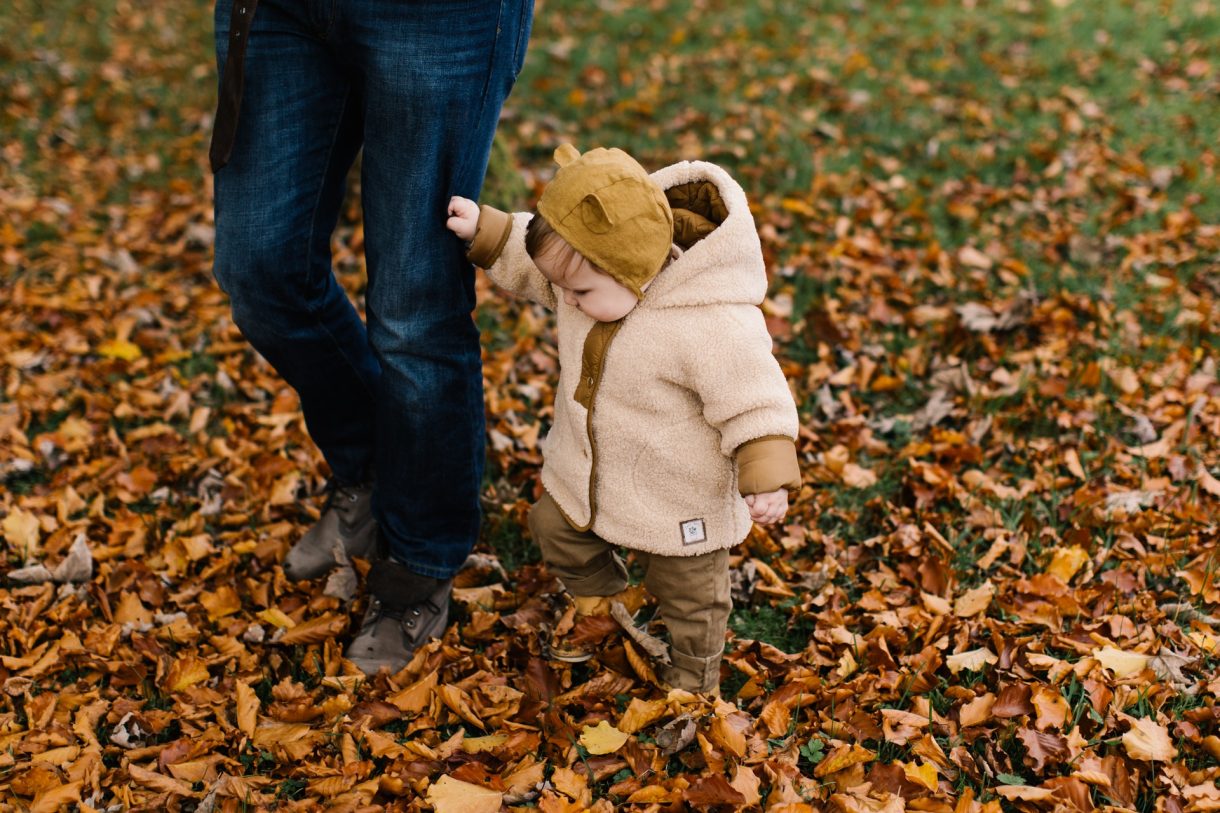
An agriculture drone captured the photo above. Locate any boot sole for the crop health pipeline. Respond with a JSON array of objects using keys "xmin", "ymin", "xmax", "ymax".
[{"xmin": 549, "ymin": 650, "xmax": 595, "ymax": 663}]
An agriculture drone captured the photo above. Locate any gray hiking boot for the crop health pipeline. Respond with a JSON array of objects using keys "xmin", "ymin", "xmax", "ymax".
[
  {"xmin": 283, "ymin": 482, "xmax": 376, "ymax": 581},
  {"xmin": 345, "ymin": 555, "xmax": 452, "ymax": 675}
]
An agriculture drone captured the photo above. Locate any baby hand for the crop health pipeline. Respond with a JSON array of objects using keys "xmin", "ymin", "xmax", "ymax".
[
  {"xmin": 446, "ymin": 196, "xmax": 480, "ymax": 242},
  {"xmin": 744, "ymin": 489, "xmax": 788, "ymax": 525}
]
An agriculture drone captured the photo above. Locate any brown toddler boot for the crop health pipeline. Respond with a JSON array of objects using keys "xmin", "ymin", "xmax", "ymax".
[
  {"xmin": 283, "ymin": 481, "xmax": 376, "ymax": 581},
  {"xmin": 548, "ymin": 587, "xmax": 649, "ymax": 663}
]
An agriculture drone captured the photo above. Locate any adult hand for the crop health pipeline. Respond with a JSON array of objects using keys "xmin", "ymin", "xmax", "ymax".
[
  {"xmin": 744, "ymin": 489, "xmax": 788, "ymax": 525},
  {"xmin": 446, "ymin": 196, "xmax": 480, "ymax": 242}
]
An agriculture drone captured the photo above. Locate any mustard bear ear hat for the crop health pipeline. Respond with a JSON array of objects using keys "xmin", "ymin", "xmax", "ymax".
[{"xmin": 536, "ymin": 143, "xmax": 674, "ymax": 298}]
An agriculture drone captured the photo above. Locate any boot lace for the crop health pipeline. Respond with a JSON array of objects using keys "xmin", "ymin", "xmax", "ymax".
[{"xmin": 365, "ymin": 596, "xmax": 442, "ymax": 629}]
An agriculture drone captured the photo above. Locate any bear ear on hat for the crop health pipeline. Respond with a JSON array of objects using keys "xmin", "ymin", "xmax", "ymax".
[
  {"xmin": 579, "ymin": 193, "xmax": 614, "ymax": 234},
  {"xmin": 554, "ymin": 143, "xmax": 581, "ymax": 167}
]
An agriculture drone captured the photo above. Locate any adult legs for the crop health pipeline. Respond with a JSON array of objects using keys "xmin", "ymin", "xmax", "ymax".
[
  {"xmin": 347, "ymin": 0, "xmax": 534, "ymax": 579},
  {"xmin": 212, "ymin": 0, "xmax": 378, "ymax": 487}
]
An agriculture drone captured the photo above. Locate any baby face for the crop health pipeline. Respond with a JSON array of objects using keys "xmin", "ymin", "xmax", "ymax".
[{"xmin": 534, "ymin": 240, "xmax": 639, "ymax": 322}]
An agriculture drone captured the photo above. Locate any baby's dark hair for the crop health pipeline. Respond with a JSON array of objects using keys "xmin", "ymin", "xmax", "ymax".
[
  {"xmin": 524, "ymin": 212, "xmax": 556, "ymax": 259},
  {"xmin": 525, "ymin": 213, "xmax": 588, "ymax": 284}
]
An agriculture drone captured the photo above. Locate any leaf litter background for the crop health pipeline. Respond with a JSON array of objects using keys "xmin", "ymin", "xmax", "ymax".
[{"xmin": 2, "ymin": 0, "xmax": 1219, "ymax": 810}]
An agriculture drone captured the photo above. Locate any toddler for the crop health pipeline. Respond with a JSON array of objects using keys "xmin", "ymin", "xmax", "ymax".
[{"xmin": 446, "ymin": 144, "xmax": 800, "ymax": 693}]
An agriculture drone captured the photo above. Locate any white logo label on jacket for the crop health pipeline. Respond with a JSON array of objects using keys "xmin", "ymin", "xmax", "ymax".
[{"xmin": 680, "ymin": 519, "xmax": 707, "ymax": 545}]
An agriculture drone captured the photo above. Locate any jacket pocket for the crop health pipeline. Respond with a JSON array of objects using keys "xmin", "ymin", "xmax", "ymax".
[{"xmin": 629, "ymin": 416, "xmax": 726, "ymax": 508}]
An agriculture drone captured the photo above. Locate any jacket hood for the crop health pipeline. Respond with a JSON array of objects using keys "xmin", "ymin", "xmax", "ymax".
[{"xmin": 640, "ymin": 161, "xmax": 767, "ymax": 310}]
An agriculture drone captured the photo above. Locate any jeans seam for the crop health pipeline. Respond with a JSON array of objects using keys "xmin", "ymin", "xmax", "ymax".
[
  {"xmin": 300, "ymin": 87, "xmax": 379, "ymax": 410},
  {"xmin": 454, "ymin": 0, "xmax": 502, "ymax": 186}
]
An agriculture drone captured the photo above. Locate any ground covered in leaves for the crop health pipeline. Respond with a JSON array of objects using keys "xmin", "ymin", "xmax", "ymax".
[{"xmin": 2, "ymin": 0, "xmax": 1220, "ymax": 810}]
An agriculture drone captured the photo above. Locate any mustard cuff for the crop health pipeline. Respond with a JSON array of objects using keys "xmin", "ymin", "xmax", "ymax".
[
  {"xmin": 736, "ymin": 436, "xmax": 801, "ymax": 495},
  {"xmin": 466, "ymin": 205, "xmax": 513, "ymax": 268}
]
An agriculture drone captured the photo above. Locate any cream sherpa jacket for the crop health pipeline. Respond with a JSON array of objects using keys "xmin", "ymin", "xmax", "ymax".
[{"xmin": 471, "ymin": 160, "xmax": 800, "ymax": 557}]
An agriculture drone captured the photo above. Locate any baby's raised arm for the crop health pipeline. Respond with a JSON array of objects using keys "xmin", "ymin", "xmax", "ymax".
[{"xmin": 444, "ymin": 200, "xmax": 558, "ymax": 310}]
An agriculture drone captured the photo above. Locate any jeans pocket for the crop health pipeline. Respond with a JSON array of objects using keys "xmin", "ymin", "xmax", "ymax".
[{"xmin": 511, "ymin": 0, "xmax": 535, "ymax": 79}]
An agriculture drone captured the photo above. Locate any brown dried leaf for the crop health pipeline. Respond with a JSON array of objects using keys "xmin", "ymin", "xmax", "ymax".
[
  {"xmin": 426, "ymin": 775, "xmax": 503, "ymax": 813},
  {"xmin": 277, "ymin": 612, "xmax": 346, "ymax": 645},
  {"xmin": 1122, "ymin": 716, "xmax": 1177, "ymax": 762},
  {"xmin": 814, "ymin": 743, "xmax": 875, "ymax": 777}
]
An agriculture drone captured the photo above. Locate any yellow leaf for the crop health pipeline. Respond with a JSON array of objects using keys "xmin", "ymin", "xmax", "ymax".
[
  {"xmin": 235, "ymin": 680, "xmax": 259, "ymax": 739},
  {"xmin": 1186, "ymin": 630, "xmax": 1217, "ymax": 652},
  {"xmin": 579, "ymin": 719, "xmax": 629, "ymax": 755},
  {"xmin": 426, "ymin": 775, "xmax": 503, "ymax": 813},
  {"xmin": 258, "ymin": 608, "xmax": 296, "ymax": 629},
  {"xmin": 460, "ymin": 733, "xmax": 508, "ymax": 754},
  {"xmin": 1094, "ymin": 646, "xmax": 1149, "ymax": 678},
  {"xmin": 954, "ymin": 580, "xmax": 995, "ymax": 617},
  {"xmin": 165, "ymin": 656, "xmax": 211, "ymax": 693},
  {"xmin": 1046, "ymin": 546, "xmax": 1089, "ymax": 583},
  {"xmin": 618, "ymin": 697, "xmax": 666, "ymax": 734},
  {"xmin": 1122, "ymin": 716, "xmax": 1176, "ymax": 761},
  {"xmin": 781, "ymin": 197, "xmax": 816, "ymax": 217},
  {"xmin": 2, "ymin": 507, "xmax": 41, "ymax": 558},
  {"xmin": 98, "ymin": 339, "xmax": 143, "ymax": 360},
  {"xmin": 945, "ymin": 648, "xmax": 997, "ymax": 675},
  {"xmin": 903, "ymin": 760, "xmax": 938, "ymax": 791},
  {"xmin": 814, "ymin": 743, "xmax": 875, "ymax": 777},
  {"xmin": 200, "ymin": 586, "xmax": 242, "ymax": 621}
]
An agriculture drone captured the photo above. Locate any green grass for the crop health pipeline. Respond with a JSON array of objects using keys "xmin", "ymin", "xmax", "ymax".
[
  {"xmin": 507, "ymin": 0, "xmax": 1220, "ymax": 382},
  {"xmin": 729, "ymin": 601, "xmax": 812, "ymax": 653}
]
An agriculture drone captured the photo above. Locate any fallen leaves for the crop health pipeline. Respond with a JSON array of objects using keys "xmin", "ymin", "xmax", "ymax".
[
  {"xmin": 953, "ymin": 580, "xmax": 995, "ymax": 617},
  {"xmin": 578, "ymin": 720, "xmax": 629, "ymax": 755},
  {"xmin": 1122, "ymin": 716, "xmax": 1177, "ymax": 762},
  {"xmin": 944, "ymin": 647, "xmax": 997, "ymax": 674},
  {"xmin": 1093, "ymin": 645, "xmax": 1150, "ymax": 679},
  {"xmin": 1, "ymin": 507, "xmax": 41, "ymax": 559},
  {"xmin": 427, "ymin": 775, "xmax": 504, "ymax": 813},
  {"xmin": 1, "ymin": 0, "xmax": 1219, "ymax": 810}
]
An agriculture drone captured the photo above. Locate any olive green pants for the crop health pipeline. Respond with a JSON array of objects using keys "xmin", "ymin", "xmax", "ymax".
[{"xmin": 528, "ymin": 493, "xmax": 731, "ymax": 693}]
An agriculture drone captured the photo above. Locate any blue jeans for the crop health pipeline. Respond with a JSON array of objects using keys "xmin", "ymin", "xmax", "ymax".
[{"xmin": 212, "ymin": 0, "xmax": 532, "ymax": 579}]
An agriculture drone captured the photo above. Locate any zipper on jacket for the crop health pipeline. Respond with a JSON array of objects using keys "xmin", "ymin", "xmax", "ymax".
[{"xmin": 557, "ymin": 318, "xmax": 623, "ymax": 532}]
